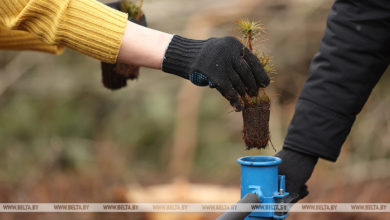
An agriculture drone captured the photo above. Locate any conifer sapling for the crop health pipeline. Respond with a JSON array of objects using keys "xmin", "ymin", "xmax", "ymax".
[{"xmin": 238, "ymin": 19, "xmax": 275, "ymax": 150}]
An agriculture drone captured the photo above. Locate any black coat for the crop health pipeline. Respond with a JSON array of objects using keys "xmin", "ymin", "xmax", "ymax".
[{"xmin": 283, "ymin": 0, "xmax": 390, "ymax": 161}]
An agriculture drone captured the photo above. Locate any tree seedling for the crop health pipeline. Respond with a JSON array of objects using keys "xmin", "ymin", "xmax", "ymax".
[
  {"xmin": 121, "ymin": 0, "xmax": 144, "ymax": 20},
  {"xmin": 238, "ymin": 19, "xmax": 275, "ymax": 150}
]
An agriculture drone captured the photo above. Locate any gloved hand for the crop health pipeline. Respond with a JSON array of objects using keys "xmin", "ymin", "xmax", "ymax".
[
  {"xmin": 275, "ymin": 148, "xmax": 318, "ymax": 203},
  {"xmin": 162, "ymin": 35, "xmax": 270, "ymax": 111}
]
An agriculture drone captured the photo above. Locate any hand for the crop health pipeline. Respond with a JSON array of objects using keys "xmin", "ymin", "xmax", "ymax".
[
  {"xmin": 162, "ymin": 35, "xmax": 270, "ymax": 111},
  {"xmin": 275, "ymin": 149, "xmax": 318, "ymax": 203}
]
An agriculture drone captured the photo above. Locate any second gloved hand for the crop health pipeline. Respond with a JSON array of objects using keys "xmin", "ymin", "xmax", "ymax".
[
  {"xmin": 162, "ymin": 35, "xmax": 270, "ymax": 111},
  {"xmin": 275, "ymin": 149, "xmax": 318, "ymax": 203}
]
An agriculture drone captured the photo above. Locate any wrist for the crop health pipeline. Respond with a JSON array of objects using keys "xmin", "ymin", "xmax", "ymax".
[
  {"xmin": 162, "ymin": 35, "xmax": 207, "ymax": 78},
  {"xmin": 277, "ymin": 148, "xmax": 318, "ymax": 167},
  {"xmin": 117, "ymin": 21, "xmax": 173, "ymax": 69},
  {"xmin": 276, "ymin": 148, "xmax": 318, "ymax": 203}
]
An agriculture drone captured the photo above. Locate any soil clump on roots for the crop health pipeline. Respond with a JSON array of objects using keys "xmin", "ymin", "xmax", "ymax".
[{"xmin": 242, "ymin": 92, "xmax": 270, "ymax": 149}]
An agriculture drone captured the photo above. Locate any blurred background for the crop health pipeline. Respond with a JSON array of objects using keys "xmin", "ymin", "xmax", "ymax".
[{"xmin": 1, "ymin": 0, "xmax": 390, "ymax": 219}]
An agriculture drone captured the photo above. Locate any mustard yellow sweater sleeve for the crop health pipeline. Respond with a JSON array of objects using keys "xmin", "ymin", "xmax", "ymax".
[{"xmin": 0, "ymin": 0, "xmax": 128, "ymax": 63}]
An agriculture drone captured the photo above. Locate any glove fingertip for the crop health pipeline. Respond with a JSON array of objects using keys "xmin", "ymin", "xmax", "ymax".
[
  {"xmin": 248, "ymin": 88, "xmax": 258, "ymax": 97},
  {"xmin": 260, "ymin": 73, "xmax": 271, "ymax": 88},
  {"xmin": 231, "ymin": 96, "xmax": 244, "ymax": 112},
  {"xmin": 243, "ymin": 50, "xmax": 271, "ymax": 88}
]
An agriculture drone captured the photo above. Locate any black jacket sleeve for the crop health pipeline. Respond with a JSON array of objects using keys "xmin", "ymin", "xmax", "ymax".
[{"xmin": 284, "ymin": 0, "xmax": 390, "ymax": 161}]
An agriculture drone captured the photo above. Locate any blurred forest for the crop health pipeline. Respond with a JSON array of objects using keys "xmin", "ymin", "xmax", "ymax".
[{"xmin": 0, "ymin": 0, "xmax": 389, "ymax": 219}]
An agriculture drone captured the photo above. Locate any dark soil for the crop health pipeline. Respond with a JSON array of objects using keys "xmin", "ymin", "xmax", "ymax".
[
  {"xmin": 242, "ymin": 96, "xmax": 270, "ymax": 149},
  {"xmin": 101, "ymin": 62, "xmax": 140, "ymax": 90}
]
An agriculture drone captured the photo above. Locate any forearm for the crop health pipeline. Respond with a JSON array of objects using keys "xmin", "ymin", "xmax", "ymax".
[
  {"xmin": 117, "ymin": 21, "xmax": 173, "ymax": 69},
  {"xmin": 284, "ymin": 0, "xmax": 390, "ymax": 161}
]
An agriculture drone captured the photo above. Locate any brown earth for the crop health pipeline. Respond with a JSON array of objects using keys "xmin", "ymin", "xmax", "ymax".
[{"xmin": 242, "ymin": 97, "xmax": 270, "ymax": 149}]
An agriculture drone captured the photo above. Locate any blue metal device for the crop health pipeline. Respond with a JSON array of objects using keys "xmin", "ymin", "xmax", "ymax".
[{"xmin": 237, "ymin": 156, "xmax": 289, "ymax": 219}]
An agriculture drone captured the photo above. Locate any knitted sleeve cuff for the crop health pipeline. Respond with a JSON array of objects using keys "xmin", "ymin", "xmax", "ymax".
[
  {"xmin": 60, "ymin": 0, "xmax": 128, "ymax": 63},
  {"xmin": 162, "ymin": 35, "xmax": 206, "ymax": 78},
  {"xmin": 7, "ymin": 0, "xmax": 128, "ymax": 63}
]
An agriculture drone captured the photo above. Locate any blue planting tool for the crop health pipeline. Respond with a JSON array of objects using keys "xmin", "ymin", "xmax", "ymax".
[{"xmin": 237, "ymin": 156, "xmax": 289, "ymax": 219}]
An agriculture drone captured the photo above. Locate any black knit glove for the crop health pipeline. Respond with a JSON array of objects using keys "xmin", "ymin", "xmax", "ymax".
[
  {"xmin": 162, "ymin": 35, "xmax": 270, "ymax": 111},
  {"xmin": 275, "ymin": 149, "xmax": 318, "ymax": 203}
]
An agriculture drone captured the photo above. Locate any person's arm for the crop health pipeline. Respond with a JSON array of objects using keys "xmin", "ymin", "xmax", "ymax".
[
  {"xmin": 0, "ymin": 0, "xmax": 127, "ymax": 63},
  {"xmin": 0, "ymin": 0, "xmax": 169, "ymax": 66},
  {"xmin": 277, "ymin": 0, "xmax": 390, "ymax": 203},
  {"xmin": 117, "ymin": 21, "xmax": 173, "ymax": 69},
  {"xmin": 285, "ymin": 0, "xmax": 390, "ymax": 161},
  {"xmin": 0, "ymin": 0, "xmax": 269, "ymax": 110}
]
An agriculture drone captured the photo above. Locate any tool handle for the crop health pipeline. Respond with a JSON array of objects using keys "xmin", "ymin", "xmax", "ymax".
[{"xmin": 216, "ymin": 193, "xmax": 260, "ymax": 220}]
